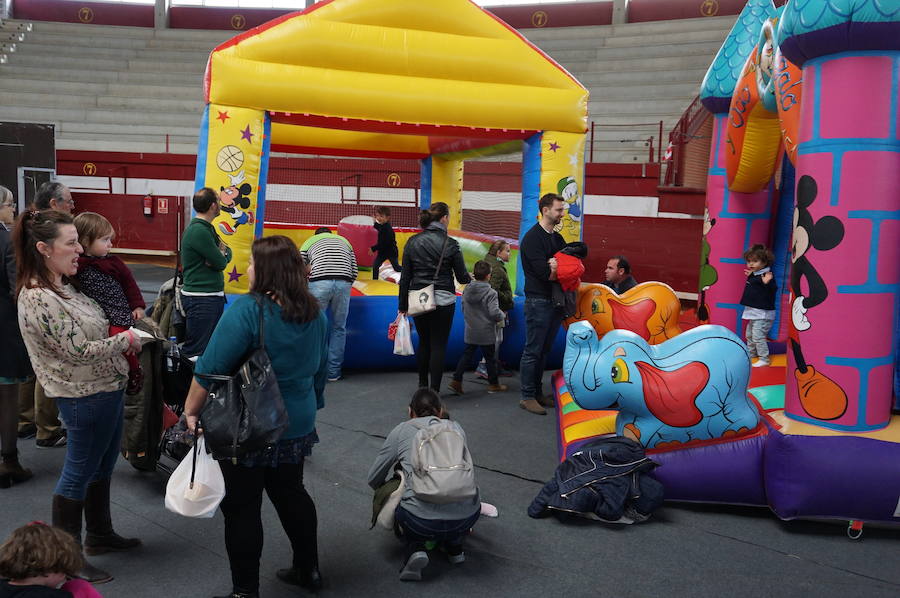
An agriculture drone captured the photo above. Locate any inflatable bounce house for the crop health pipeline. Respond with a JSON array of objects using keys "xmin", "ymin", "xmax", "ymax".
[
  {"xmin": 557, "ymin": 0, "xmax": 900, "ymax": 532},
  {"xmin": 192, "ymin": 0, "xmax": 587, "ymax": 370}
]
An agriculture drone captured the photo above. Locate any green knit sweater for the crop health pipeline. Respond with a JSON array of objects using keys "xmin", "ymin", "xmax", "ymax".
[{"xmin": 181, "ymin": 217, "xmax": 232, "ymax": 292}]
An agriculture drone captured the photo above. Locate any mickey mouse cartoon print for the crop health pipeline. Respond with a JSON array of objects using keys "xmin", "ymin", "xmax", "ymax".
[
  {"xmin": 217, "ymin": 170, "xmax": 255, "ymax": 236},
  {"xmin": 789, "ymin": 175, "xmax": 847, "ymax": 420}
]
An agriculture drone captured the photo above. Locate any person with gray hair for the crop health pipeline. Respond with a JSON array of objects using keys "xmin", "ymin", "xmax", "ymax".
[
  {"xmin": 34, "ymin": 181, "xmax": 74, "ymax": 214},
  {"xmin": 0, "ymin": 186, "xmax": 15, "ymax": 229}
]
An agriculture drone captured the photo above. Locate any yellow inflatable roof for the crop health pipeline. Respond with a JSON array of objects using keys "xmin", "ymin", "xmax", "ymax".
[{"xmin": 204, "ymin": 0, "xmax": 588, "ymax": 158}]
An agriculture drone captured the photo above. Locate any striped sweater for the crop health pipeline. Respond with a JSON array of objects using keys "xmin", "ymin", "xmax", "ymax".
[{"xmin": 300, "ymin": 233, "xmax": 359, "ymax": 282}]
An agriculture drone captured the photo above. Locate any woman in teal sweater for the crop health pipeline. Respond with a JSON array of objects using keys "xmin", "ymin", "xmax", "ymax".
[{"xmin": 184, "ymin": 236, "xmax": 328, "ymax": 598}]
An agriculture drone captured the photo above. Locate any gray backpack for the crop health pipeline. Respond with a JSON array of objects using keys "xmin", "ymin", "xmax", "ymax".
[{"xmin": 409, "ymin": 419, "xmax": 477, "ymax": 504}]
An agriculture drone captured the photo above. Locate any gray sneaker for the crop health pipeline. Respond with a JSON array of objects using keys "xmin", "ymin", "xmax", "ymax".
[{"xmin": 399, "ymin": 551, "xmax": 429, "ymax": 581}]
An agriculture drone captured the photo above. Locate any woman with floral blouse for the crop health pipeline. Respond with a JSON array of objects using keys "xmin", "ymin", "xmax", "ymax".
[{"xmin": 14, "ymin": 210, "xmax": 142, "ymax": 584}]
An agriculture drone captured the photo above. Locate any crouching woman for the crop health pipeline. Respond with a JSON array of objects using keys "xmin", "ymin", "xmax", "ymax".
[{"xmin": 367, "ymin": 389, "xmax": 480, "ymax": 581}]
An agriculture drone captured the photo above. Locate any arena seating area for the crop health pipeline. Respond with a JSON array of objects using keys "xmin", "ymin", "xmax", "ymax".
[{"xmin": 0, "ymin": 14, "xmax": 734, "ymax": 162}]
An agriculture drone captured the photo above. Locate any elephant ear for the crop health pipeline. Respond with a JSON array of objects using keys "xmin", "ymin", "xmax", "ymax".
[
  {"xmin": 608, "ymin": 298, "xmax": 655, "ymax": 340},
  {"xmin": 634, "ymin": 361, "xmax": 709, "ymax": 427}
]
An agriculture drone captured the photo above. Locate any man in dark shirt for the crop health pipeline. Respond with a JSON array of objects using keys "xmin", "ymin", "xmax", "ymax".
[
  {"xmin": 602, "ymin": 255, "xmax": 638, "ymax": 294},
  {"xmin": 519, "ymin": 193, "xmax": 567, "ymax": 415}
]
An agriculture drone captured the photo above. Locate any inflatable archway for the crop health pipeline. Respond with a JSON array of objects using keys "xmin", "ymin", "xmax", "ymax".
[{"xmin": 193, "ymin": 0, "xmax": 589, "ymax": 368}]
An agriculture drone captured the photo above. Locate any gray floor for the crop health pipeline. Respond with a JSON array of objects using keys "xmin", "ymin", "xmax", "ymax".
[
  {"xmin": 5, "ymin": 264, "xmax": 899, "ymax": 597},
  {"xmin": 4, "ymin": 369, "xmax": 900, "ymax": 598}
]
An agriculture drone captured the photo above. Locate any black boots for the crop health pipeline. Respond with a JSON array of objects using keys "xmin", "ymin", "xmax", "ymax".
[
  {"xmin": 51, "ymin": 479, "xmax": 141, "ymax": 584},
  {"xmin": 83, "ymin": 478, "xmax": 142, "ymax": 555},
  {"xmin": 52, "ymin": 494, "xmax": 113, "ymax": 584},
  {"xmin": 276, "ymin": 566, "xmax": 323, "ymax": 592},
  {"xmin": 0, "ymin": 451, "xmax": 33, "ymax": 488}
]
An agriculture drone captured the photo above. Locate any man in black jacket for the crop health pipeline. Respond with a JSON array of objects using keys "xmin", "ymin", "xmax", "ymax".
[{"xmin": 518, "ymin": 194, "xmax": 566, "ymax": 415}]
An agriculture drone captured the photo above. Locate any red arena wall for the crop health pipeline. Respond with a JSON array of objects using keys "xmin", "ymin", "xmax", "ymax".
[{"xmin": 12, "ymin": 0, "xmax": 771, "ymax": 30}]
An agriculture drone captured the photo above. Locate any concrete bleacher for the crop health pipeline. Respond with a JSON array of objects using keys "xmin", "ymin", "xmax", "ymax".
[{"xmin": 0, "ymin": 15, "xmax": 734, "ymax": 161}]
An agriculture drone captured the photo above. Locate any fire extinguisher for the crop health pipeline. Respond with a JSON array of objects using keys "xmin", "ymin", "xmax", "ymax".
[{"xmin": 143, "ymin": 194, "xmax": 153, "ymax": 217}]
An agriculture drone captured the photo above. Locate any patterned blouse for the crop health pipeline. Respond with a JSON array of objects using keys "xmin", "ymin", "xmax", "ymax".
[{"xmin": 17, "ymin": 284, "xmax": 130, "ymax": 398}]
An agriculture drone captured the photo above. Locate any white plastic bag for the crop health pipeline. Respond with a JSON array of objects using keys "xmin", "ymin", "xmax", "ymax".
[
  {"xmin": 393, "ymin": 316, "xmax": 414, "ymax": 356},
  {"xmin": 165, "ymin": 436, "xmax": 225, "ymax": 518}
]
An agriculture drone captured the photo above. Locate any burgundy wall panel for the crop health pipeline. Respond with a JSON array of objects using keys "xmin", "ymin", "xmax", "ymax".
[
  {"xmin": 657, "ymin": 187, "xmax": 706, "ymax": 215},
  {"xmin": 581, "ymin": 214, "xmax": 701, "ymax": 292},
  {"xmin": 489, "ymin": 2, "xmax": 612, "ymax": 29},
  {"xmin": 14, "ymin": 0, "xmax": 153, "ymax": 27},
  {"xmin": 72, "ymin": 193, "xmax": 181, "ymax": 252},
  {"xmin": 169, "ymin": 6, "xmax": 292, "ymax": 31},
  {"xmin": 628, "ymin": 0, "xmax": 786, "ymax": 23}
]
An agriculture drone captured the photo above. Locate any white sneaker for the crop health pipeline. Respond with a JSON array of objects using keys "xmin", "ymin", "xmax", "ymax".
[{"xmin": 752, "ymin": 359, "xmax": 770, "ymax": 368}]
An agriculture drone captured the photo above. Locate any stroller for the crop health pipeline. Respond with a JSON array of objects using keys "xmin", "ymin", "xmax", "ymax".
[{"xmin": 121, "ymin": 275, "xmax": 195, "ymax": 475}]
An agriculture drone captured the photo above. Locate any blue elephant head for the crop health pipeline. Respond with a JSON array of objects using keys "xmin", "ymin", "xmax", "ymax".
[{"xmin": 563, "ymin": 321, "xmax": 761, "ymax": 449}]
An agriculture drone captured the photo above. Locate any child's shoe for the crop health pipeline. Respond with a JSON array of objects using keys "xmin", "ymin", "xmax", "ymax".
[
  {"xmin": 447, "ymin": 380, "xmax": 464, "ymax": 395},
  {"xmin": 752, "ymin": 358, "xmax": 770, "ymax": 368},
  {"xmin": 126, "ymin": 366, "xmax": 144, "ymax": 395},
  {"xmin": 399, "ymin": 550, "xmax": 429, "ymax": 581},
  {"xmin": 442, "ymin": 544, "xmax": 465, "ymax": 565}
]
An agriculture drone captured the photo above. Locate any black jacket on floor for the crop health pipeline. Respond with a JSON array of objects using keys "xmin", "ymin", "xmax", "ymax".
[{"xmin": 528, "ymin": 437, "xmax": 664, "ymax": 522}]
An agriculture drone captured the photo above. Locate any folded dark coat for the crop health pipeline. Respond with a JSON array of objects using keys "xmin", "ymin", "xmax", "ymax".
[{"xmin": 528, "ymin": 436, "xmax": 664, "ymax": 522}]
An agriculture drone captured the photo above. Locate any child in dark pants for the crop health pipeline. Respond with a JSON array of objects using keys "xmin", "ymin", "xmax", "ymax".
[
  {"xmin": 740, "ymin": 244, "xmax": 777, "ymax": 367},
  {"xmin": 370, "ymin": 206, "xmax": 400, "ymax": 279},
  {"xmin": 73, "ymin": 212, "xmax": 146, "ymax": 395},
  {"xmin": 449, "ymin": 261, "xmax": 507, "ymax": 394}
]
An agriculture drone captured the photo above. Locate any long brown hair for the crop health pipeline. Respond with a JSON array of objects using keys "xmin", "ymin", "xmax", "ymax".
[
  {"xmin": 251, "ymin": 235, "xmax": 319, "ymax": 323},
  {"xmin": 13, "ymin": 210, "xmax": 76, "ymax": 297}
]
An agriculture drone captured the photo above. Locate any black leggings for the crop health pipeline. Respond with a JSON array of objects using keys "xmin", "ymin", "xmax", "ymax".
[
  {"xmin": 372, "ymin": 252, "xmax": 401, "ymax": 279},
  {"xmin": 219, "ymin": 458, "xmax": 318, "ymax": 593},
  {"xmin": 412, "ymin": 304, "xmax": 455, "ymax": 391}
]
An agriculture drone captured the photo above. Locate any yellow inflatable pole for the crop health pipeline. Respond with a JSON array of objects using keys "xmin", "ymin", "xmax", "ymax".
[
  {"xmin": 539, "ymin": 131, "xmax": 586, "ymax": 243},
  {"xmin": 420, "ymin": 156, "xmax": 463, "ymax": 229},
  {"xmin": 194, "ymin": 103, "xmax": 271, "ymax": 294}
]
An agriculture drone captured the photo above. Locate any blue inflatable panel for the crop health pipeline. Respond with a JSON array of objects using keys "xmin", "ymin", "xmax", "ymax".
[{"xmin": 228, "ymin": 293, "xmax": 566, "ymax": 372}]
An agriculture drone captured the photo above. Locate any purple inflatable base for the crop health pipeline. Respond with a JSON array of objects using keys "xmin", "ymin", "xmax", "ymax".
[
  {"xmin": 564, "ymin": 430, "xmax": 769, "ymax": 507},
  {"xmin": 765, "ymin": 427, "xmax": 900, "ymax": 524}
]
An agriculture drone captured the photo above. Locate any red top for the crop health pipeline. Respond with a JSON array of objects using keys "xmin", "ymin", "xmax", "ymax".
[{"xmin": 554, "ymin": 252, "xmax": 584, "ymax": 292}]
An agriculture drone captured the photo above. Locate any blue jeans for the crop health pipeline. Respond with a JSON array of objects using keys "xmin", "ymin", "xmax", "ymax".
[
  {"xmin": 394, "ymin": 505, "xmax": 479, "ymax": 549},
  {"xmin": 54, "ymin": 390, "xmax": 125, "ymax": 500},
  {"xmin": 182, "ymin": 294, "xmax": 226, "ymax": 357},
  {"xmin": 308, "ymin": 279, "xmax": 352, "ymax": 379},
  {"xmin": 519, "ymin": 297, "xmax": 563, "ymax": 399}
]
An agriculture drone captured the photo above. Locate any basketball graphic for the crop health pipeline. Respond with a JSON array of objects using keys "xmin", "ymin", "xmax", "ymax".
[{"xmin": 216, "ymin": 145, "xmax": 244, "ymax": 172}]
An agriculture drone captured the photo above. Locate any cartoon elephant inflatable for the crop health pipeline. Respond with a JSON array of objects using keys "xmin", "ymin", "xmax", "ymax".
[{"xmin": 563, "ymin": 321, "xmax": 761, "ymax": 450}]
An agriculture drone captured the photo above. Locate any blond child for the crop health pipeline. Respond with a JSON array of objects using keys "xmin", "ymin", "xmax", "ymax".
[{"xmin": 73, "ymin": 213, "xmax": 146, "ymax": 394}]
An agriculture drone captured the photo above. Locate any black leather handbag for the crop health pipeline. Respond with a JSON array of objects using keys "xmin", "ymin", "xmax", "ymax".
[{"xmin": 197, "ymin": 294, "xmax": 289, "ymax": 462}]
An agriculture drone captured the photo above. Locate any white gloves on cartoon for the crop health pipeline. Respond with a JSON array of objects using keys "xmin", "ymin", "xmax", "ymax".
[{"xmin": 792, "ymin": 296, "xmax": 810, "ymax": 331}]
